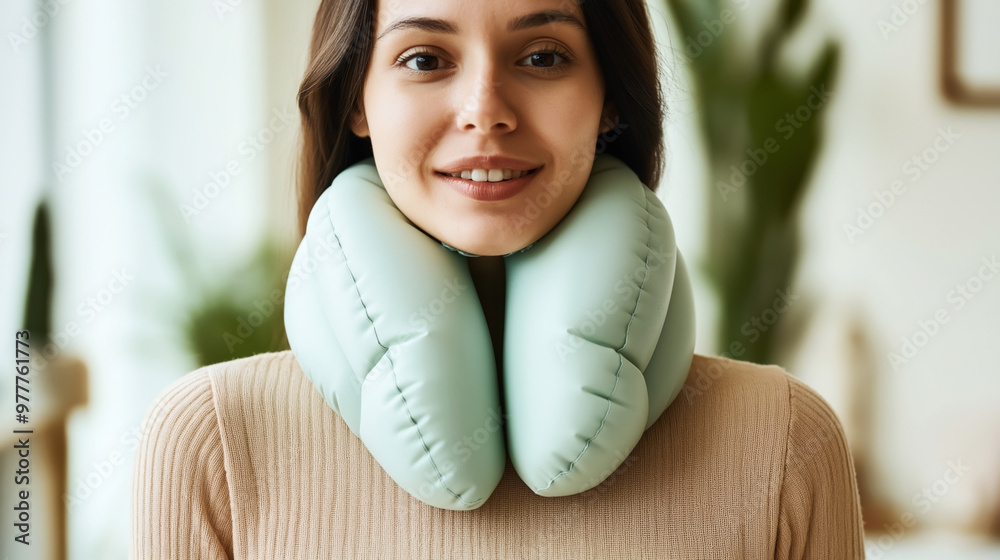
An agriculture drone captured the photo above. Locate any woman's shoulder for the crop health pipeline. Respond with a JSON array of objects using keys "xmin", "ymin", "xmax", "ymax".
[
  {"xmin": 138, "ymin": 350, "xmax": 321, "ymax": 438},
  {"xmin": 140, "ymin": 350, "xmax": 295, "ymax": 412},
  {"xmin": 133, "ymin": 355, "xmax": 268, "ymax": 558},
  {"xmin": 656, "ymin": 353, "xmax": 853, "ymax": 460},
  {"xmin": 678, "ymin": 352, "xmax": 792, "ymax": 403},
  {"xmin": 666, "ymin": 352, "xmax": 841, "ymax": 429},
  {"xmin": 632, "ymin": 353, "xmax": 865, "ymax": 556},
  {"xmin": 645, "ymin": 352, "xmax": 857, "ymax": 497},
  {"xmin": 656, "ymin": 352, "xmax": 795, "ymax": 434}
]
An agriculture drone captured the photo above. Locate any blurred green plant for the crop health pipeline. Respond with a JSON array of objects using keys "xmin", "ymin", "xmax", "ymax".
[
  {"xmin": 22, "ymin": 197, "xmax": 54, "ymax": 348},
  {"xmin": 663, "ymin": 0, "xmax": 839, "ymax": 366},
  {"xmin": 176, "ymin": 239, "xmax": 291, "ymax": 368},
  {"xmin": 142, "ymin": 177, "xmax": 291, "ymax": 369}
]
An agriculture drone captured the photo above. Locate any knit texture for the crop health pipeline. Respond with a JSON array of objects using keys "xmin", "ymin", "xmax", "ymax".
[{"xmin": 130, "ymin": 351, "xmax": 865, "ymax": 559}]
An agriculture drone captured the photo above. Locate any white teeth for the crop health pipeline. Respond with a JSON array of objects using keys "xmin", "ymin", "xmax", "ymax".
[{"xmin": 446, "ymin": 168, "xmax": 534, "ymax": 182}]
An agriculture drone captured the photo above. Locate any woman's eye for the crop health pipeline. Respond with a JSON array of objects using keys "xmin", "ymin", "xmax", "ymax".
[
  {"xmin": 402, "ymin": 53, "xmax": 441, "ymax": 72},
  {"xmin": 521, "ymin": 50, "xmax": 569, "ymax": 70},
  {"xmin": 396, "ymin": 47, "xmax": 572, "ymax": 75}
]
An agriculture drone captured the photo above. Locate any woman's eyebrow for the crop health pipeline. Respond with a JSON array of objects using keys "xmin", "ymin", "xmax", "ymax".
[{"xmin": 376, "ymin": 9, "xmax": 587, "ymax": 43}]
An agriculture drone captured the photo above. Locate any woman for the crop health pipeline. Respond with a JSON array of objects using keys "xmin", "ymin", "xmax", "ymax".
[{"xmin": 131, "ymin": 0, "xmax": 866, "ymax": 557}]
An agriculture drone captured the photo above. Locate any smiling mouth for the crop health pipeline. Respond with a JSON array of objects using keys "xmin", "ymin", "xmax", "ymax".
[{"xmin": 435, "ymin": 167, "xmax": 542, "ymax": 183}]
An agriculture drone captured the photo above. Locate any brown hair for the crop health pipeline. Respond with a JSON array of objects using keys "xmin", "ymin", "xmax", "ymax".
[{"xmin": 294, "ymin": 0, "xmax": 665, "ymax": 239}]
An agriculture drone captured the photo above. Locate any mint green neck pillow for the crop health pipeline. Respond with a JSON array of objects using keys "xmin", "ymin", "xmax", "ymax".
[{"xmin": 284, "ymin": 153, "xmax": 696, "ymax": 511}]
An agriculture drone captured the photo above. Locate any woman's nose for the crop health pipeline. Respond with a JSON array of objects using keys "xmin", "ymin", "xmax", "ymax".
[{"xmin": 453, "ymin": 62, "xmax": 517, "ymax": 134}]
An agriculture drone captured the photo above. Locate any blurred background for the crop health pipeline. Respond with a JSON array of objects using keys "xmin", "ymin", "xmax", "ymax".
[{"xmin": 1, "ymin": 0, "xmax": 998, "ymax": 557}]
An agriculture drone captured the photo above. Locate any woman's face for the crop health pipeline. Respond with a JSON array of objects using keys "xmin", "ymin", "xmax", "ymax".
[{"xmin": 351, "ymin": 0, "xmax": 616, "ymax": 256}]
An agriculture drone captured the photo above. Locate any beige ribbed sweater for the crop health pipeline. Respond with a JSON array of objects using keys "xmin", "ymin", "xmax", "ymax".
[{"xmin": 130, "ymin": 350, "xmax": 866, "ymax": 559}]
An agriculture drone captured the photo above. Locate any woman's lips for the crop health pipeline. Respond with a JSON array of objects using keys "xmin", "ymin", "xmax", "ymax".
[{"xmin": 435, "ymin": 167, "xmax": 541, "ymax": 202}]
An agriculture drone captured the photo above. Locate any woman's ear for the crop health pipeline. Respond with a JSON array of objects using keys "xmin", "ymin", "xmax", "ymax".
[
  {"xmin": 349, "ymin": 105, "xmax": 370, "ymax": 138},
  {"xmin": 599, "ymin": 98, "xmax": 618, "ymax": 135}
]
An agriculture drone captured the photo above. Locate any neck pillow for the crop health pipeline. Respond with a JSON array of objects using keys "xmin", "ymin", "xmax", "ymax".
[{"xmin": 284, "ymin": 153, "xmax": 696, "ymax": 511}]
